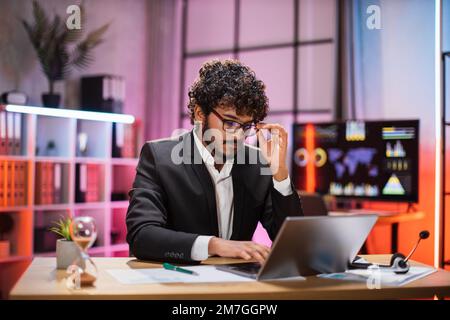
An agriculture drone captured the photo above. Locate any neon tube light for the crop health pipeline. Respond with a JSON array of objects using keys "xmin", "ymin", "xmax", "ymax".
[
  {"xmin": 4, "ymin": 104, "xmax": 135, "ymax": 124},
  {"xmin": 305, "ymin": 124, "xmax": 316, "ymax": 193}
]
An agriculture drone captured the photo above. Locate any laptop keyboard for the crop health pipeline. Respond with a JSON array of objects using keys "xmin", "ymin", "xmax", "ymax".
[{"xmin": 226, "ymin": 262, "xmax": 262, "ymax": 274}]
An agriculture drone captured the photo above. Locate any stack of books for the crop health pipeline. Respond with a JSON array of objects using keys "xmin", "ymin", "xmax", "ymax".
[
  {"xmin": 0, "ymin": 160, "xmax": 27, "ymax": 207},
  {"xmin": 0, "ymin": 111, "xmax": 23, "ymax": 155},
  {"xmin": 112, "ymin": 121, "xmax": 141, "ymax": 158},
  {"xmin": 34, "ymin": 162, "xmax": 63, "ymax": 205},
  {"xmin": 81, "ymin": 75, "xmax": 125, "ymax": 114},
  {"xmin": 75, "ymin": 163, "xmax": 103, "ymax": 203}
]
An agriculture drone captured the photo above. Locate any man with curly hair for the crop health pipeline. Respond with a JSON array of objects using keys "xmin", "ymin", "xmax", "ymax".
[{"xmin": 127, "ymin": 59, "xmax": 303, "ymax": 264}]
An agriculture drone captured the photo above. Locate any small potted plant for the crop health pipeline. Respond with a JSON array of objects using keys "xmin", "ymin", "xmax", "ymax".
[
  {"xmin": 0, "ymin": 215, "xmax": 14, "ymax": 259},
  {"xmin": 22, "ymin": 1, "xmax": 109, "ymax": 107},
  {"xmin": 49, "ymin": 216, "xmax": 84, "ymax": 269}
]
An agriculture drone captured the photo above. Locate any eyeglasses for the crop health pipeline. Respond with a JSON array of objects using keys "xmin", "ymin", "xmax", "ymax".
[{"xmin": 210, "ymin": 109, "xmax": 257, "ymax": 137}]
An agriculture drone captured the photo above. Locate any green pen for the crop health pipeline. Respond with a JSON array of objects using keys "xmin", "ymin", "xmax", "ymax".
[{"xmin": 163, "ymin": 263, "xmax": 199, "ymax": 276}]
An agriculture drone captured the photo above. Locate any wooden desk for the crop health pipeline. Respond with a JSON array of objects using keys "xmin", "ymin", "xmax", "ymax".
[
  {"xmin": 329, "ymin": 211, "xmax": 425, "ymax": 253},
  {"xmin": 9, "ymin": 255, "xmax": 450, "ymax": 300}
]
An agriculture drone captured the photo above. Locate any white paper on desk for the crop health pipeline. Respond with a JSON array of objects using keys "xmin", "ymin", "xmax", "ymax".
[
  {"xmin": 106, "ymin": 266, "xmax": 254, "ymax": 285},
  {"xmin": 318, "ymin": 266, "xmax": 436, "ymax": 287}
]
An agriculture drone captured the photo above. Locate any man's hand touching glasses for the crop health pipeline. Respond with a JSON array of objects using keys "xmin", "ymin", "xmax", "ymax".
[{"xmin": 256, "ymin": 123, "xmax": 289, "ymax": 182}]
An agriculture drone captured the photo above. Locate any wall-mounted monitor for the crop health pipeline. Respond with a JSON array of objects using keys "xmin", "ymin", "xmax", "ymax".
[{"xmin": 292, "ymin": 120, "xmax": 419, "ymax": 203}]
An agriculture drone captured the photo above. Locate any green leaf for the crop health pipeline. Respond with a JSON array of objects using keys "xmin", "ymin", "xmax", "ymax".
[
  {"xmin": 83, "ymin": 23, "xmax": 110, "ymax": 48},
  {"xmin": 31, "ymin": 0, "xmax": 49, "ymax": 46},
  {"xmin": 48, "ymin": 216, "xmax": 72, "ymax": 241}
]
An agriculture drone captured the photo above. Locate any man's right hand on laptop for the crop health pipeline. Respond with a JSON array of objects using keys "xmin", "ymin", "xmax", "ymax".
[{"xmin": 208, "ymin": 237, "xmax": 271, "ymax": 263}]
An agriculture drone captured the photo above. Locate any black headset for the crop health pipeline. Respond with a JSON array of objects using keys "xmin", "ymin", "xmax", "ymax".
[{"xmin": 349, "ymin": 230, "xmax": 430, "ymax": 274}]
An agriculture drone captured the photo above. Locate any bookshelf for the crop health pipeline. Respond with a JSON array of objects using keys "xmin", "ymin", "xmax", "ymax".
[{"xmin": 0, "ymin": 104, "xmax": 140, "ymax": 298}]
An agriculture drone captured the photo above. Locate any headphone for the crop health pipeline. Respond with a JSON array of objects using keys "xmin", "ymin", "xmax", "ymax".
[{"xmin": 350, "ymin": 230, "xmax": 430, "ymax": 274}]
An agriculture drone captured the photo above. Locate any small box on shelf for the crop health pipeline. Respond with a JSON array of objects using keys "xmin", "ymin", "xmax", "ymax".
[
  {"xmin": 0, "ymin": 213, "xmax": 14, "ymax": 259},
  {"xmin": 0, "ymin": 241, "xmax": 10, "ymax": 258}
]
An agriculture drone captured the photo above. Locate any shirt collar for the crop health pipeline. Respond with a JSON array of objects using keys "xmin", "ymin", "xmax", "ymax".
[{"xmin": 192, "ymin": 129, "xmax": 234, "ymax": 177}]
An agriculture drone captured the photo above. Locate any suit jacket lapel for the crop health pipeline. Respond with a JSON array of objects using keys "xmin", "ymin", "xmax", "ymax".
[{"xmin": 182, "ymin": 132, "xmax": 219, "ymax": 237}]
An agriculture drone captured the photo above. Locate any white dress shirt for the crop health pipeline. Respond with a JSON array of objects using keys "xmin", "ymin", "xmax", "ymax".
[{"xmin": 190, "ymin": 129, "xmax": 293, "ymax": 261}]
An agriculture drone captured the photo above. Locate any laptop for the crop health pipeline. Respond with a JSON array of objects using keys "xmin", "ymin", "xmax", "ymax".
[{"xmin": 216, "ymin": 215, "xmax": 377, "ymax": 280}]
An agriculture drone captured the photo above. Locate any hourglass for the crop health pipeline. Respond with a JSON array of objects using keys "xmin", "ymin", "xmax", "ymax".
[{"xmin": 66, "ymin": 216, "xmax": 98, "ymax": 289}]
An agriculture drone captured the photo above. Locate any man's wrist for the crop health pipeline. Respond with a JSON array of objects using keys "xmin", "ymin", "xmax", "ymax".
[
  {"xmin": 273, "ymin": 175, "xmax": 293, "ymax": 196},
  {"xmin": 208, "ymin": 236, "xmax": 220, "ymax": 256},
  {"xmin": 273, "ymin": 166, "xmax": 288, "ymax": 181}
]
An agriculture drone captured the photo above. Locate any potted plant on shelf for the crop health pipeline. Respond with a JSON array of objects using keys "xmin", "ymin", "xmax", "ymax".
[
  {"xmin": 0, "ymin": 215, "xmax": 14, "ymax": 259},
  {"xmin": 22, "ymin": 1, "xmax": 109, "ymax": 108},
  {"xmin": 49, "ymin": 216, "xmax": 84, "ymax": 269}
]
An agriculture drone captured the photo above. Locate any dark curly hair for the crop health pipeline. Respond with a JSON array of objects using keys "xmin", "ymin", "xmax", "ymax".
[{"xmin": 188, "ymin": 59, "xmax": 269, "ymax": 124}]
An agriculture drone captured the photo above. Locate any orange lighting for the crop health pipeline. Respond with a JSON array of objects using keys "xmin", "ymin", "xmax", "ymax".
[{"xmin": 305, "ymin": 124, "xmax": 316, "ymax": 193}]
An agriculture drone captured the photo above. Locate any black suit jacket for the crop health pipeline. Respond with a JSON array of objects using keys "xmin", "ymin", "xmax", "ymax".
[{"xmin": 126, "ymin": 131, "xmax": 303, "ymax": 263}]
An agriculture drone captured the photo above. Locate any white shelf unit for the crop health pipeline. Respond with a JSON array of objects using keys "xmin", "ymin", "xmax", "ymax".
[{"xmin": 0, "ymin": 105, "xmax": 140, "ymax": 265}]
